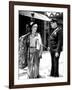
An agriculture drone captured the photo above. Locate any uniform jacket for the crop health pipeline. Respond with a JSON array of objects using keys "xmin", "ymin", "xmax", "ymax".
[{"xmin": 48, "ymin": 26, "xmax": 63, "ymax": 52}]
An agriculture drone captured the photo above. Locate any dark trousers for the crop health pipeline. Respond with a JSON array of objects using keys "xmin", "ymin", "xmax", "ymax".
[{"xmin": 50, "ymin": 51, "xmax": 60, "ymax": 77}]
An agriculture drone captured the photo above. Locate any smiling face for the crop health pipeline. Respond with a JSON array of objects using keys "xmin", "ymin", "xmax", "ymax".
[{"xmin": 31, "ymin": 24, "xmax": 38, "ymax": 34}]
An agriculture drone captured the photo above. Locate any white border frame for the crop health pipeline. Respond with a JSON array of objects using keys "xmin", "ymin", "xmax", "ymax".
[{"xmin": 14, "ymin": 5, "xmax": 68, "ymax": 85}]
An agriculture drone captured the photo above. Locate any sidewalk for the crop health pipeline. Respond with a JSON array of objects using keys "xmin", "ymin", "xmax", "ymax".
[{"xmin": 19, "ymin": 51, "xmax": 64, "ymax": 79}]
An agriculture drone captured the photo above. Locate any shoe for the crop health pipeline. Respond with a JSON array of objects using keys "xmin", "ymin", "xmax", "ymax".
[
  {"xmin": 54, "ymin": 74, "xmax": 59, "ymax": 77},
  {"xmin": 50, "ymin": 74, "xmax": 59, "ymax": 77},
  {"xmin": 37, "ymin": 74, "xmax": 41, "ymax": 78},
  {"xmin": 50, "ymin": 73, "xmax": 54, "ymax": 76}
]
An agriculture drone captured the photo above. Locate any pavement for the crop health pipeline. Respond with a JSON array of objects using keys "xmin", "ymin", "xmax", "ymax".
[{"xmin": 19, "ymin": 51, "xmax": 64, "ymax": 80}]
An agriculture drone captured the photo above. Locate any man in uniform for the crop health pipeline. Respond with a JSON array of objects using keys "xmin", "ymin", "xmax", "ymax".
[{"xmin": 48, "ymin": 19, "xmax": 63, "ymax": 77}]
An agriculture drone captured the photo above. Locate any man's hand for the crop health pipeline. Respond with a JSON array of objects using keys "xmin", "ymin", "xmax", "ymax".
[
  {"xmin": 39, "ymin": 52, "xmax": 42, "ymax": 59},
  {"xmin": 47, "ymin": 47, "xmax": 50, "ymax": 51},
  {"xmin": 55, "ymin": 52, "xmax": 59, "ymax": 57}
]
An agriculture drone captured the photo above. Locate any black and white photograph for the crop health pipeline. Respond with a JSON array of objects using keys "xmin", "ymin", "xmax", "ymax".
[
  {"xmin": 9, "ymin": 1, "xmax": 70, "ymax": 88},
  {"xmin": 18, "ymin": 11, "xmax": 63, "ymax": 79}
]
